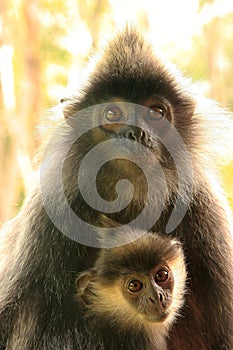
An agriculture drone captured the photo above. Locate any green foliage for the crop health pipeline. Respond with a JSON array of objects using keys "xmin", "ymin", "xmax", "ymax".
[
  {"xmin": 40, "ymin": 39, "xmax": 71, "ymax": 66},
  {"xmin": 198, "ymin": 0, "xmax": 215, "ymax": 9}
]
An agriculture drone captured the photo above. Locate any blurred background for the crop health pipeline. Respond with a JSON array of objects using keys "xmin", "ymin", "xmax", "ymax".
[{"xmin": 0, "ymin": 0, "xmax": 233, "ymax": 224}]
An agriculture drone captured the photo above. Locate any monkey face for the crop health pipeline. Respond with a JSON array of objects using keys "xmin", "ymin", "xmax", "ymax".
[
  {"xmin": 75, "ymin": 231, "xmax": 186, "ymax": 332},
  {"xmin": 63, "ymin": 99, "xmax": 179, "ymax": 227},
  {"xmin": 60, "ymin": 100, "xmax": 176, "ymax": 230},
  {"xmin": 122, "ymin": 263, "xmax": 174, "ymax": 323},
  {"xmin": 90, "ymin": 98, "xmax": 175, "ymax": 168}
]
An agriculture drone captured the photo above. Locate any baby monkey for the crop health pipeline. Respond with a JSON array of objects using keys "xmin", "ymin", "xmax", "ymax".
[{"xmin": 76, "ymin": 223, "xmax": 187, "ymax": 350}]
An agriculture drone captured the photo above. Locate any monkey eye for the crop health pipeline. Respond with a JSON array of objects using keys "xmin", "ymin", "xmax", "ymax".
[
  {"xmin": 105, "ymin": 107, "xmax": 124, "ymax": 122},
  {"xmin": 147, "ymin": 106, "xmax": 165, "ymax": 121},
  {"xmin": 128, "ymin": 279, "xmax": 143, "ymax": 293},
  {"xmin": 154, "ymin": 269, "xmax": 169, "ymax": 283}
]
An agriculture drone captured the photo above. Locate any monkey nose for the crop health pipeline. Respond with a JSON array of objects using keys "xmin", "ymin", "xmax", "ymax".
[
  {"xmin": 149, "ymin": 297, "xmax": 156, "ymax": 304},
  {"xmin": 124, "ymin": 127, "xmax": 146, "ymax": 143},
  {"xmin": 158, "ymin": 292, "xmax": 164, "ymax": 303},
  {"xmin": 149, "ymin": 292, "xmax": 163, "ymax": 305}
]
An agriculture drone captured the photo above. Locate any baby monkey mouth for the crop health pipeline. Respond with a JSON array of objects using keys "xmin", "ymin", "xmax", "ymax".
[{"xmin": 143, "ymin": 310, "xmax": 170, "ymax": 323}]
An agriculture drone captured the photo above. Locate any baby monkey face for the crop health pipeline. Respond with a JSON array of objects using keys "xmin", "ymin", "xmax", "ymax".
[
  {"xmin": 76, "ymin": 230, "xmax": 186, "ymax": 331},
  {"xmin": 122, "ymin": 262, "xmax": 174, "ymax": 322}
]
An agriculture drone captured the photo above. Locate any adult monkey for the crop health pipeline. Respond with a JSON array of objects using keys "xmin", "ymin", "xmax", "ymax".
[{"xmin": 0, "ymin": 27, "xmax": 233, "ymax": 349}]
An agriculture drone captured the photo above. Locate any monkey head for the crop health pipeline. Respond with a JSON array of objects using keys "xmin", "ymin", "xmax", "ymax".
[{"xmin": 76, "ymin": 226, "xmax": 187, "ymax": 333}]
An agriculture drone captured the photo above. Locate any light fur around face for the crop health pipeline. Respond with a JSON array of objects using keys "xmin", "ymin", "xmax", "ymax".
[{"xmin": 76, "ymin": 231, "xmax": 187, "ymax": 344}]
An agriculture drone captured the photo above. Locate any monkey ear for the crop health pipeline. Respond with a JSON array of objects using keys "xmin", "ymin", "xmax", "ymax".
[
  {"xmin": 76, "ymin": 270, "xmax": 97, "ymax": 306},
  {"xmin": 60, "ymin": 97, "xmax": 77, "ymax": 120},
  {"xmin": 76, "ymin": 270, "xmax": 96, "ymax": 291},
  {"xmin": 169, "ymin": 239, "xmax": 183, "ymax": 255},
  {"xmin": 169, "ymin": 239, "xmax": 185, "ymax": 261},
  {"xmin": 60, "ymin": 97, "xmax": 69, "ymax": 104},
  {"xmin": 170, "ymin": 240, "xmax": 182, "ymax": 248},
  {"xmin": 60, "ymin": 97, "xmax": 69, "ymax": 119}
]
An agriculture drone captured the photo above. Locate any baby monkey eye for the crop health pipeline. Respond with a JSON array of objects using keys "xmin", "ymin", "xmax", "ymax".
[
  {"xmin": 155, "ymin": 269, "xmax": 169, "ymax": 283},
  {"xmin": 147, "ymin": 106, "xmax": 165, "ymax": 121},
  {"xmin": 105, "ymin": 107, "xmax": 124, "ymax": 122},
  {"xmin": 128, "ymin": 279, "xmax": 143, "ymax": 293}
]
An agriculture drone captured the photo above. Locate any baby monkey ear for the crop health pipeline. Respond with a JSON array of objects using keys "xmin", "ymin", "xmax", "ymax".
[
  {"xmin": 76, "ymin": 269, "xmax": 97, "ymax": 306},
  {"xmin": 170, "ymin": 240, "xmax": 182, "ymax": 249}
]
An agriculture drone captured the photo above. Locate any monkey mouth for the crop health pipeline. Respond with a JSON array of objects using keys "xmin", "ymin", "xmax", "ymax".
[
  {"xmin": 143, "ymin": 311, "xmax": 169, "ymax": 323},
  {"xmin": 114, "ymin": 152, "xmax": 156, "ymax": 163}
]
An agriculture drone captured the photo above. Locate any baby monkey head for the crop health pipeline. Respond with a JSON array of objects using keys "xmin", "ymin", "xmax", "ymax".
[{"xmin": 76, "ymin": 226, "xmax": 186, "ymax": 333}]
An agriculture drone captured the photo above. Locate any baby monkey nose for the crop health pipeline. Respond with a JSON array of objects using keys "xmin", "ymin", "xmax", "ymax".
[
  {"xmin": 149, "ymin": 292, "xmax": 164, "ymax": 305},
  {"xmin": 159, "ymin": 292, "xmax": 164, "ymax": 303},
  {"xmin": 149, "ymin": 297, "xmax": 156, "ymax": 304}
]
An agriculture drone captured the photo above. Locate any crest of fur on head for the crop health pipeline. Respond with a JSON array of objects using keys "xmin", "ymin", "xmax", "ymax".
[
  {"xmin": 60, "ymin": 27, "xmax": 233, "ymax": 211},
  {"xmin": 61, "ymin": 27, "xmax": 233, "ymax": 164}
]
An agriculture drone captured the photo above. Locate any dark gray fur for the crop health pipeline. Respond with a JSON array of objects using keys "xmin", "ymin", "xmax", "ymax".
[{"xmin": 0, "ymin": 28, "xmax": 233, "ymax": 349}]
